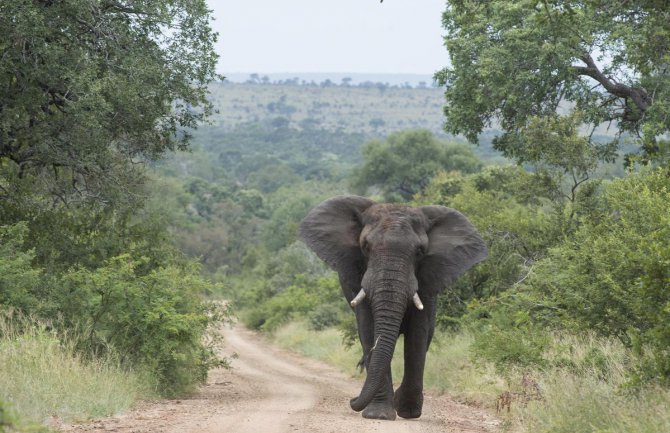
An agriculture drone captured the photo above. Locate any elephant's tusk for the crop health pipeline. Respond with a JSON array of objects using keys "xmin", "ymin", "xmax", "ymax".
[
  {"xmin": 412, "ymin": 292, "xmax": 424, "ymax": 310},
  {"xmin": 350, "ymin": 289, "xmax": 366, "ymax": 307}
]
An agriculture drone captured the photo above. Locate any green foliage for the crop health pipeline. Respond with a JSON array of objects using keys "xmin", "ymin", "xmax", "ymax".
[
  {"xmin": 0, "ymin": 0, "xmax": 228, "ymax": 410},
  {"xmin": 153, "ymin": 120, "xmax": 356, "ymax": 278},
  {"xmin": 308, "ymin": 303, "xmax": 346, "ymax": 331},
  {"xmin": 0, "ymin": 223, "xmax": 40, "ymax": 312},
  {"xmin": 522, "ymin": 168, "xmax": 670, "ymax": 381},
  {"xmin": 470, "ymin": 314, "xmax": 550, "ymax": 371},
  {"xmin": 158, "ymin": 174, "xmax": 267, "ymax": 275},
  {"xmin": 0, "ymin": 0, "xmax": 219, "ymax": 202},
  {"xmin": 0, "ymin": 220, "xmax": 228, "ymax": 397},
  {"xmin": 0, "ymin": 401, "xmax": 49, "ymax": 433},
  {"xmin": 262, "ymin": 190, "xmax": 318, "ymax": 252},
  {"xmin": 56, "ymin": 256, "xmax": 227, "ymax": 396},
  {"xmin": 437, "ymin": 0, "xmax": 670, "ymax": 162},
  {"xmin": 336, "ymin": 314, "xmax": 360, "ymax": 350},
  {"xmin": 243, "ymin": 275, "xmax": 345, "ymax": 332},
  {"xmin": 262, "ymin": 242, "xmax": 332, "ymax": 291},
  {"xmin": 519, "ymin": 112, "xmax": 603, "ymax": 174},
  {"xmin": 352, "ymin": 129, "xmax": 483, "ymax": 201},
  {"xmin": 192, "ymin": 120, "xmax": 365, "ymax": 184},
  {"xmin": 458, "ymin": 169, "xmax": 670, "ymax": 384}
]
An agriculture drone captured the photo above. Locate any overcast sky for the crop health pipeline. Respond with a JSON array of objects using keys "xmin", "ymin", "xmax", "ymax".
[{"xmin": 207, "ymin": 0, "xmax": 449, "ymax": 75}]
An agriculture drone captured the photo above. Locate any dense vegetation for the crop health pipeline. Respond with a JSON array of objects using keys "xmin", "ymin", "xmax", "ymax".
[
  {"xmin": 161, "ymin": 107, "xmax": 670, "ymax": 396},
  {"xmin": 1, "ymin": 1, "xmax": 226, "ymax": 428}
]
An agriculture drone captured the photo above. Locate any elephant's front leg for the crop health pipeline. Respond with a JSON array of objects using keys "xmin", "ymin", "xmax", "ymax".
[
  {"xmin": 354, "ymin": 301, "xmax": 396, "ymax": 420},
  {"xmin": 394, "ymin": 296, "xmax": 436, "ymax": 419}
]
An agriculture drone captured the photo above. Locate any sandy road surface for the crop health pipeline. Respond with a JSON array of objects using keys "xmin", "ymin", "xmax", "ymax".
[{"xmin": 61, "ymin": 324, "xmax": 500, "ymax": 433}]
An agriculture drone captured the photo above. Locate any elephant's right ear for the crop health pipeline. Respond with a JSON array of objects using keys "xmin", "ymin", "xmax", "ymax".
[{"xmin": 299, "ymin": 196, "xmax": 375, "ymax": 285}]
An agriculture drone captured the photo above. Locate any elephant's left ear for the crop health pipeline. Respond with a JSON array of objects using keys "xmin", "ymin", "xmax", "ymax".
[{"xmin": 418, "ymin": 205, "xmax": 488, "ymax": 291}]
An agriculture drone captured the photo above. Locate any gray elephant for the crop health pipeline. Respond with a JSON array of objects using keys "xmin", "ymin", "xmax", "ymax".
[{"xmin": 299, "ymin": 196, "xmax": 487, "ymax": 420}]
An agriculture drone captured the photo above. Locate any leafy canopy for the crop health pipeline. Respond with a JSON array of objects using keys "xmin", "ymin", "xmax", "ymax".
[
  {"xmin": 351, "ymin": 129, "xmax": 482, "ymax": 201},
  {"xmin": 0, "ymin": 0, "xmax": 219, "ymax": 202},
  {"xmin": 437, "ymin": 0, "xmax": 670, "ymax": 163}
]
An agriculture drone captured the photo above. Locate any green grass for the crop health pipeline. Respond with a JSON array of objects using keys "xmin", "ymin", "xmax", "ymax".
[
  {"xmin": 521, "ymin": 371, "xmax": 670, "ymax": 433},
  {"xmin": 0, "ymin": 315, "xmax": 154, "ymax": 427},
  {"xmin": 423, "ymin": 331, "xmax": 505, "ymax": 403},
  {"xmin": 273, "ymin": 321, "xmax": 363, "ymax": 377},
  {"xmin": 272, "ymin": 321, "xmax": 670, "ymax": 433},
  {"xmin": 514, "ymin": 334, "xmax": 670, "ymax": 433},
  {"xmin": 271, "ymin": 321, "xmax": 504, "ymax": 404}
]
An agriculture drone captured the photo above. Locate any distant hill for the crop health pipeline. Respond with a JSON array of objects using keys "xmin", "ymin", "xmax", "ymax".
[
  {"xmin": 207, "ymin": 81, "xmax": 448, "ymax": 138},
  {"xmin": 222, "ymin": 72, "xmax": 437, "ymax": 87}
]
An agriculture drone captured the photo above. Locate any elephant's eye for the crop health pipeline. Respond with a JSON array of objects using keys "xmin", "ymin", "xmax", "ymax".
[
  {"xmin": 416, "ymin": 245, "xmax": 427, "ymax": 257},
  {"xmin": 361, "ymin": 239, "xmax": 370, "ymax": 254}
]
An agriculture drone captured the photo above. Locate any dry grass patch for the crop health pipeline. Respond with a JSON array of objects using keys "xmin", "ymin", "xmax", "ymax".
[{"xmin": 0, "ymin": 315, "xmax": 154, "ymax": 426}]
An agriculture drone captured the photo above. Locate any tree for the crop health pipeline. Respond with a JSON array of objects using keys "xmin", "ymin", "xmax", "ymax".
[
  {"xmin": 436, "ymin": 0, "xmax": 670, "ymax": 163},
  {"xmin": 351, "ymin": 129, "xmax": 482, "ymax": 201},
  {"xmin": 0, "ymin": 0, "xmax": 220, "ymax": 203}
]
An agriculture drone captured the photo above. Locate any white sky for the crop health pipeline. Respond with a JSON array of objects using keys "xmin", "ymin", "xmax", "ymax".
[{"xmin": 207, "ymin": 0, "xmax": 449, "ymax": 75}]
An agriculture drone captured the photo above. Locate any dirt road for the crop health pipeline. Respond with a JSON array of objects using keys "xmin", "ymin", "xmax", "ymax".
[{"xmin": 62, "ymin": 324, "xmax": 500, "ymax": 433}]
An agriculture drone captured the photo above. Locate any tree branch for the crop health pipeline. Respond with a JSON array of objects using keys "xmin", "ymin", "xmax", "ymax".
[{"xmin": 573, "ymin": 52, "xmax": 650, "ymax": 117}]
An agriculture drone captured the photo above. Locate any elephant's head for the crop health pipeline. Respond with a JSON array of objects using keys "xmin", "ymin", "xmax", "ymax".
[{"xmin": 299, "ymin": 196, "xmax": 487, "ymax": 412}]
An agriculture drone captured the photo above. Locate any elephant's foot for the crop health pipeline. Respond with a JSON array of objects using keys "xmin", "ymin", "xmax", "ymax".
[
  {"xmin": 362, "ymin": 400, "xmax": 396, "ymax": 420},
  {"xmin": 394, "ymin": 386, "xmax": 423, "ymax": 419}
]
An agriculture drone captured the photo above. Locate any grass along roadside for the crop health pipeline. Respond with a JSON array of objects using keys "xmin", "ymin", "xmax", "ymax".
[
  {"xmin": 0, "ymin": 315, "xmax": 155, "ymax": 429},
  {"xmin": 271, "ymin": 320, "xmax": 670, "ymax": 433},
  {"xmin": 271, "ymin": 321, "xmax": 505, "ymax": 405}
]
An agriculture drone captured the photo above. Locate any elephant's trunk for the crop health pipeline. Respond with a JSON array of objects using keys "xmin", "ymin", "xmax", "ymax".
[{"xmin": 350, "ymin": 256, "xmax": 409, "ymax": 412}]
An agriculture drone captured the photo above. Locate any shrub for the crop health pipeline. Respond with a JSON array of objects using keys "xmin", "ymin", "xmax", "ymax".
[
  {"xmin": 523, "ymin": 169, "xmax": 670, "ymax": 379},
  {"xmin": 1, "ymin": 224, "xmax": 228, "ymax": 397},
  {"xmin": 308, "ymin": 303, "xmax": 344, "ymax": 331},
  {"xmin": 0, "ymin": 223, "xmax": 41, "ymax": 313},
  {"xmin": 471, "ymin": 327, "xmax": 549, "ymax": 372},
  {"xmin": 243, "ymin": 274, "xmax": 344, "ymax": 332},
  {"xmin": 0, "ymin": 400, "xmax": 49, "ymax": 433},
  {"xmin": 55, "ymin": 256, "xmax": 228, "ymax": 396},
  {"xmin": 415, "ymin": 167, "xmax": 561, "ymax": 325}
]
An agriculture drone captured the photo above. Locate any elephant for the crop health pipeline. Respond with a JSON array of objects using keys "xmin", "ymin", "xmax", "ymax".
[{"xmin": 298, "ymin": 196, "xmax": 487, "ymax": 420}]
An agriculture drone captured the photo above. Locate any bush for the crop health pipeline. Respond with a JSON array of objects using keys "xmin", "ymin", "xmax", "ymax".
[
  {"xmin": 471, "ymin": 326, "xmax": 550, "ymax": 372},
  {"xmin": 55, "ymin": 256, "xmax": 228, "ymax": 396},
  {"xmin": 351, "ymin": 129, "xmax": 483, "ymax": 201},
  {"xmin": 243, "ymin": 274, "xmax": 344, "ymax": 332},
  {"xmin": 522, "ymin": 169, "xmax": 670, "ymax": 380},
  {"xmin": 308, "ymin": 303, "xmax": 345, "ymax": 331},
  {"xmin": 0, "ymin": 224, "xmax": 228, "ymax": 397},
  {"xmin": 0, "ymin": 223, "xmax": 41, "ymax": 313},
  {"xmin": 0, "ymin": 400, "xmax": 49, "ymax": 433}
]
